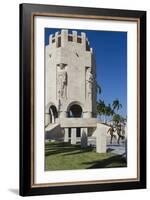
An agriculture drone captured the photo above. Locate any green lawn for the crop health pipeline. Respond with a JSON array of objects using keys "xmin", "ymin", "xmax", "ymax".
[{"xmin": 45, "ymin": 141, "xmax": 127, "ymax": 171}]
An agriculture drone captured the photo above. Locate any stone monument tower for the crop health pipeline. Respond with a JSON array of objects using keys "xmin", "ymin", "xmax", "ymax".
[
  {"xmin": 45, "ymin": 29, "xmax": 97, "ymax": 126},
  {"xmin": 45, "ymin": 29, "xmax": 107, "ymax": 153}
]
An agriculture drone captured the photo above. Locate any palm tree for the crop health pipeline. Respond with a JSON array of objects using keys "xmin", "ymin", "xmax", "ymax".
[
  {"xmin": 103, "ymin": 104, "xmax": 107, "ymax": 123},
  {"xmin": 112, "ymin": 98, "xmax": 122, "ymax": 114},
  {"xmin": 107, "ymin": 104, "xmax": 114, "ymax": 117},
  {"xmin": 97, "ymin": 100, "xmax": 115, "ymax": 123},
  {"xmin": 104, "ymin": 104, "xmax": 114, "ymax": 123},
  {"xmin": 113, "ymin": 114, "xmax": 121, "ymax": 125},
  {"xmin": 97, "ymin": 99, "xmax": 105, "ymax": 121},
  {"xmin": 120, "ymin": 115, "xmax": 127, "ymax": 125}
]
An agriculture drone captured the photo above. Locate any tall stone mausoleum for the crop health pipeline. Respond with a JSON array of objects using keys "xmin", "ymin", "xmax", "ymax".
[
  {"xmin": 45, "ymin": 29, "xmax": 108, "ymax": 153},
  {"xmin": 44, "ymin": 29, "xmax": 126, "ymax": 153},
  {"xmin": 45, "ymin": 29, "xmax": 97, "ymax": 125}
]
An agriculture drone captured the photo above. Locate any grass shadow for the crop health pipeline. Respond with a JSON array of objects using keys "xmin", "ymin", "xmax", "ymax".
[
  {"xmin": 82, "ymin": 155, "xmax": 127, "ymax": 169},
  {"xmin": 63, "ymin": 147, "xmax": 94, "ymax": 156},
  {"xmin": 45, "ymin": 142, "xmax": 88, "ymax": 156},
  {"xmin": 106, "ymin": 148, "xmax": 114, "ymax": 153}
]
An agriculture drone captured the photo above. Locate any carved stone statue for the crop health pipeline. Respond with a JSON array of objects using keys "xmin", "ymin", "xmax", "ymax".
[
  {"xmin": 86, "ymin": 68, "xmax": 93, "ymax": 98},
  {"xmin": 57, "ymin": 63, "xmax": 67, "ymax": 99}
]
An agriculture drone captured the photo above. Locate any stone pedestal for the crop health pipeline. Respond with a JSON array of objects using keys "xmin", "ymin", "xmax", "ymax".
[
  {"xmin": 64, "ymin": 128, "xmax": 69, "ymax": 142},
  {"xmin": 81, "ymin": 128, "xmax": 88, "ymax": 148},
  {"xmin": 71, "ymin": 128, "xmax": 76, "ymax": 144},
  {"xmin": 96, "ymin": 125, "xmax": 107, "ymax": 153}
]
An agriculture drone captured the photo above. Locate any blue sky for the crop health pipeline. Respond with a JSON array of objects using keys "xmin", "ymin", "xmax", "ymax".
[{"xmin": 45, "ymin": 28, "xmax": 127, "ymax": 117}]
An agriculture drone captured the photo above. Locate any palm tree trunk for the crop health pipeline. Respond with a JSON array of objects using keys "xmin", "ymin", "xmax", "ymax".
[{"xmin": 104, "ymin": 115, "xmax": 106, "ymax": 123}]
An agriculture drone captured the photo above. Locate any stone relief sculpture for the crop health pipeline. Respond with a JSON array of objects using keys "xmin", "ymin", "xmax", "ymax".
[
  {"xmin": 86, "ymin": 67, "xmax": 93, "ymax": 99},
  {"xmin": 57, "ymin": 63, "xmax": 67, "ymax": 99}
]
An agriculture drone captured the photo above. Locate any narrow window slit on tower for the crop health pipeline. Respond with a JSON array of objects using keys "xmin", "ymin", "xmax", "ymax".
[
  {"xmin": 57, "ymin": 36, "xmax": 61, "ymax": 47},
  {"xmin": 86, "ymin": 41, "xmax": 90, "ymax": 51},
  {"xmin": 68, "ymin": 35, "xmax": 73, "ymax": 41},
  {"xmin": 52, "ymin": 38, "xmax": 55, "ymax": 43},
  {"xmin": 77, "ymin": 37, "xmax": 81, "ymax": 43}
]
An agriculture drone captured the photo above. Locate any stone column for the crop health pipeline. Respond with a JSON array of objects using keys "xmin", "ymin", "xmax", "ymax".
[
  {"xmin": 51, "ymin": 113, "xmax": 55, "ymax": 124},
  {"xmin": 55, "ymin": 31, "xmax": 59, "ymax": 48},
  {"xmin": 64, "ymin": 128, "xmax": 69, "ymax": 142},
  {"xmin": 72, "ymin": 31, "xmax": 77, "ymax": 42},
  {"xmin": 49, "ymin": 34, "xmax": 53, "ymax": 44},
  {"xmin": 96, "ymin": 125, "xmax": 107, "ymax": 153},
  {"xmin": 71, "ymin": 128, "xmax": 76, "ymax": 144},
  {"xmin": 81, "ymin": 128, "xmax": 88, "ymax": 148},
  {"xmin": 49, "ymin": 109, "xmax": 55, "ymax": 124},
  {"xmin": 61, "ymin": 29, "xmax": 68, "ymax": 47},
  {"xmin": 81, "ymin": 32, "xmax": 86, "ymax": 50}
]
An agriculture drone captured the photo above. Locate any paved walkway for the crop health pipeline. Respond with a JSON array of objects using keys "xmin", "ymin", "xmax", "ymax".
[
  {"xmin": 88, "ymin": 136, "xmax": 126, "ymax": 155},
  {"xmin": 107, "ymin": 143, "xmax": 126, "ymax": 155},
  {"xmin": 106, "ymin": 136, "xmax": 127, "ymax": 155}
]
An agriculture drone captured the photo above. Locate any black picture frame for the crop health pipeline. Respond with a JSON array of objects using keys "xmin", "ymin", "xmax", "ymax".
[{"xmin": 19, "ymin": 3, "xmax": 146, "ymax": 196}]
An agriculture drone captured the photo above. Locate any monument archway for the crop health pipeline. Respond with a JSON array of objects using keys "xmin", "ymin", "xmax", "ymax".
[
  {"xmin": 67, "ymin": 103, "xmax": 83, "ymax": 118},
  {"xmin": 49, "ymin": 105, "xmax": 58, "ymax": 123},
  {"xmin": 67, "ymin": 103, "xmax": 83, "ymax": 137}
]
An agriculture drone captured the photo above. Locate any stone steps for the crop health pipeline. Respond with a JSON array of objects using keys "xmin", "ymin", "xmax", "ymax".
[{"xmin": 45, "ymin": 123, "xmax": 64, "ymax": 140}]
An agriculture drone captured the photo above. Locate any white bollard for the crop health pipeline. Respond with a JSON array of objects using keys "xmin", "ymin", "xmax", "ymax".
[
  {"xmin": 81, "ymin": 128, "xmax": 88, "ymax": 148},
  {"xmin": 71, "ymin": 128, "xmax": 77, "ymax": 144},
  {"xmin": 64, "ymin": 128, "xmax": 69, "ymax": 142},
  {"xmin": 96, "ymin": 124, "xmax": 107, "ymax": 153}
]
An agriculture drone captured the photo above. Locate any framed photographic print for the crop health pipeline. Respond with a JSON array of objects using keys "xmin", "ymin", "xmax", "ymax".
[{"xmin": 19, "ymin": 3, "xmax": 146, "ymax": 196}]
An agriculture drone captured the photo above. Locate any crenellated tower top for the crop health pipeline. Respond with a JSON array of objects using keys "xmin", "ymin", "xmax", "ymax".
[{"xmin": 48, "ymin": 29, "xmax": 93, "ymax": 53}]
